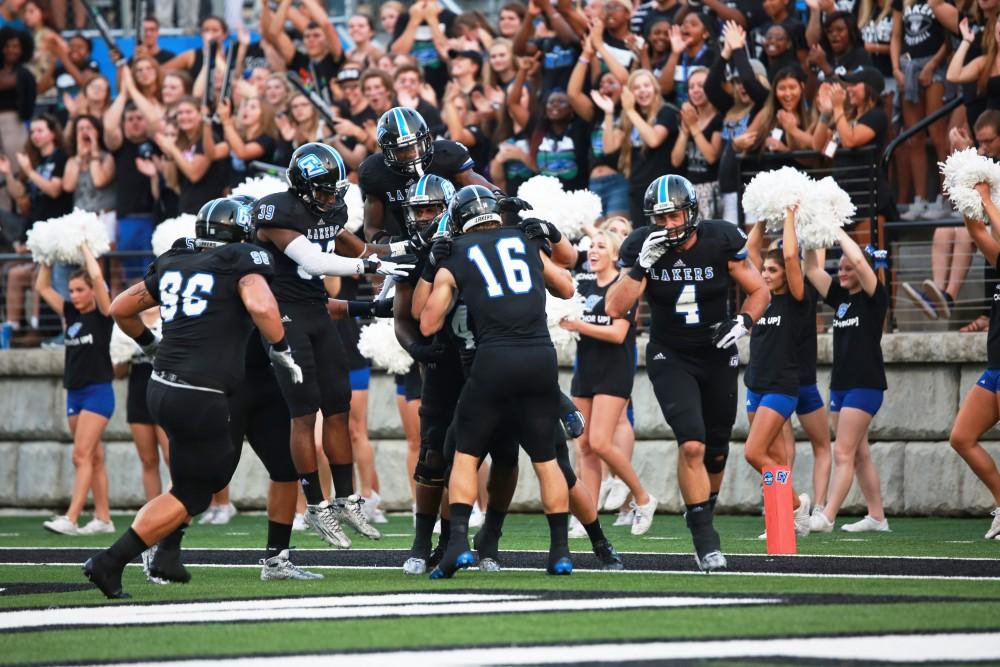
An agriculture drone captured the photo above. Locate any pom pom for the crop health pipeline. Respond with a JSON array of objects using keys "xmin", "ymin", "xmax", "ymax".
[
  {"xmin": 345, "ymin": 183, "xmax": 364, "ymax": 233},
  {"xmin": 741, "ymin": 167, "xmax": 812, "ymax": 232},
  {"xmin": 109, "ymin": 325, "xmax": 140, "ymax": 365},
  {"xmin": 939, "ymin": 148, "xmax": 1000, "ymax": 222},
  {"xmin": 25, "ymin": 209, "xmax": 111, "ymax": 265},
  {"xmin": 796, "ymin": 177, "xmax": 854, "ymax": 250},
  {"xmin": 560, "ymin": 189, "xmax": 603, "ymax": 240},
  {"xmin": 357, "ymin": 317, "xmax": 413, "ymax": 374},
  {"xmin": 515, "ymin": 176, "xmax": 601, "ymax": 241},
  {"xmin": 546, "ymin": 290, "xmax": 585, "ymax": 360},
  {"xmin": 151, "ymin": 214, "xmax": 196, "ymax": 257},
  {"xmin": 230, "ymin": 174, "xmax": 287, "ymax": 200}
]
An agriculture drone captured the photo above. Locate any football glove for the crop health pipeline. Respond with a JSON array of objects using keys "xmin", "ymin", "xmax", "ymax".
[
  {"xmin": 712, "ymin": 314, "xmax": 752, "ymax": 349},
  {"xmin": 521, "ymin": 217, "xmax": 563, "ymax": 244},
  {"xmin": 136, "ymin": 328, "xmax": 161, "ymax": 358},
  {"xmin": 364, "ymin": 254, "xmax": 417, "ymax": 279},
  {"xmin": 269, "ymin": 346, "xmax": 304, "ymax": 384},
  {"xmin": 421, "ymin": 236, "xmax": 453, "ymax": 281},
  {"xmin": 639, "ymin": 229, "xmax": 670, "ymax": 268},
  {"xmin": 497, "ymin": 195, "xmax": 532, "ymax": 214},
  {"xmin": 407, "ymin": 339, "xmax": 448, "ymax": 363}
]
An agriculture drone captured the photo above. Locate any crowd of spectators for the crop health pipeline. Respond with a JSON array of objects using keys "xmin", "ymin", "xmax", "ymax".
[{"xmin": 0, "ymin": 0, "xmax": 998, "ymax": 345}]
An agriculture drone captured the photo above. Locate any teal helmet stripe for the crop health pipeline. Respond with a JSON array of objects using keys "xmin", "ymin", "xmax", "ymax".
[
  {"xmin": 393, "ymin": 107, "xmax": 411, "ymax": 137},
  {"xmin": 658, "ymin": 175, "xmax": 668, "ymax": 204},
  {"xmin": 322, "ymin": 143, "xmax": 346, "ymax": 181},
  {"xmin": 416, "ymin": 174, "xmax": 429, "ymax": 196}
]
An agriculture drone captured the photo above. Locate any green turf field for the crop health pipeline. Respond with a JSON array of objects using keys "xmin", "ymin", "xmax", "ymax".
[{"xmin": 2, "ymin": 512, "xmax": 999, "ymax": 665}]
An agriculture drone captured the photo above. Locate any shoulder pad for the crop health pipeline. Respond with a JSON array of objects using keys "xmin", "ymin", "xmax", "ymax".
[
  {"xmin": 702, "ymin": 220, "xmax": 748, "ymax": 260},
  {"xmin": 252, "ymin": 191, "xmax": 310, "ymax": 233},
  {"xmin": 217, "ymin": 243, "xmax": 276, "ymax": 279},
  {"xmin": 432, "ymin": 139, "xmax": 474, "ymax": 175}
]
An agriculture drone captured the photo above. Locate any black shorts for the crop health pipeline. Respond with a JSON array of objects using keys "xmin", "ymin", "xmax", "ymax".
[
  {"xmin": 335, "ymin": 317, "xmax": 369, "ymax": 372},
  {"xmin": 645, "ymin": 340, "xmax": 739, "ymax": 446},
  {"xmin": 275, "ymin": 301, "xmax": 351, "ymax": 418},
  {"xmin": 419, "ymin": 347, "xmax": 465, "ymax": 456},
  {"xmin": 147, "ymin": 373, "xmax": 237, "ymax": 514},
  {"xmin": 570, "ymin": 359, "xmax": 634, "ymax": 399},
  {"xmin": 394, "ymin": 366, "xmax": 423, "ymax": 401},
  {"xmin": 452, "ymin": 344, "xmax": 560, "ymax": 463},
  {"xmin": 228, "ymin": 369, "xmax": 297, "ymax": 482},
  {"xmin": 126, "ymin": 362, "xmax": 154, "ymax": 425}
]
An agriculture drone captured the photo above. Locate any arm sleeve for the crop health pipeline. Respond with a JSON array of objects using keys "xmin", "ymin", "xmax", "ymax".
[{"xmin": 284, "ymin": 234, "xmax": 365, "ymax": 277}]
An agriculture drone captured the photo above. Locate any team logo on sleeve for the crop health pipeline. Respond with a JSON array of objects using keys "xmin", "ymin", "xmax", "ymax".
[{"xmin": 298, "ymin": 154, "xmax": 328, "ymax": 179}]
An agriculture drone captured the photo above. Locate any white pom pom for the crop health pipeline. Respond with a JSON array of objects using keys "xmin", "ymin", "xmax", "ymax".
[
  {"xmin": 26, "ymin": 209, "xmax": 111, "ymax": 265},
  {"xmin": 939, "ymin": 148, "xmax": 1000, "ymax": 222},
  {"xmin": 230, "ymin": 174, "xmax": 287, "ymax": 200},
  {"xmin": 796, "ymin": 177, "xmax": 854, "ymax": 250},
  {"xmin": 516, "ymin": 174, "xmax": 567, "ymax": 228},
  {"xmin": 345, "ymin": 183, "xmax": 364, "ymax": 233},
  {"xmin": 357, "ymin": 317, "xmax": 414, "ymax": 374},
  {"xmin": 560, "ymin": 189, "xmax": 604, "ymax": 240},
  {"xmin": 742, "ymin": 167, "xmax": 812, "ymax": 232},
  {"xmin": 151, "ymin": 214, "xmax": 197, "ymax": 257},
  {"xmin": 109, "ymin": 324, "xmax": 141, "ymax": 365},
  {"xmin": 546, "ymin": 290, "xmax": 585, "ymax": 360}
]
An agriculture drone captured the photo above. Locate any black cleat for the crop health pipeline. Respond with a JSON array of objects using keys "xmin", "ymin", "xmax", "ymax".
[
  {"xmin": 546, "ymin": 556, "xmax": 573, "ymax": 575},
  {"xmin": 426, "ymin": 544, "xmax": 445, "ymax": 569},
  {"xmin": 592, "ymin": 539, "xmax": 624, "ymax": 571},
  {"xmin": 473, "ymin": 527, "xmax": 501, "ymax": 559},
  {"xmin": 148, "ymin": 545, "xmax": 191, "ymax": 583},
  {"xmin": 429, "ymin": 549, "xmax": 476, "ymax": 580},
  {"xmin": 83, "ymin": 554, "xmax": 130, "ymax": 599}
]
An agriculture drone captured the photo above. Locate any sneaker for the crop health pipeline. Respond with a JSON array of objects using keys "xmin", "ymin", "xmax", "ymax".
[
  {"xmin": 793, "ymin": 494, "xmax": 812, "ymax": 537},
  {"xmin": 469, "ymin": 502, "xmax": 485, "ymax": 529},
  {"xmin": 811, "ymin": 505, "xmax": 825, "ymax": 518},
  {"xmin": 43, "ymin": 515, "xmax": 79, "ymax": 535},
  {"xmin": 841, "ymin": 515, "xmax": 891, "ymax": 532},
  {"xmin": 197, "ymin": 507, "xmax": 219, "ymax": 525},
  {"xmin": 985, "ymin": 508, "xmax": 1000, "ymax": 540},
  {"xmin": 141, "ymin": 547, "xmax": 168, "ymax": 585},
  {"xmin": 370, "ymin": 507, "xmax": 389, "ymax": 524},
  {"xmin": 79, "ymin": 518, "xmax": 116, "ymax": 535},
  {"xmin": 809, "ymin": 512, "xmax": 834, "ymax": 533},
  {"xmin": 899, "ymin": 196, "xmax": 927, "ymax": 221},
  {"xmin": 479, "ymin": 557, "xmax": 501, "ymax": 572},
  {"xmin": 148, "ymin": 545, "xmax": 191, "ymax": 583},
  {"xmin": 568, "ymin": 516, "xmax": 587, "ymax": 539},
  {"xmin": 337, "ymin": 495, "xmax": 381, "ymax": 539},
  {"xmin": 83, "ymin": 553, "xmax": 129, "ymax": 599},
  {"xmin": 613, "ymin": 509, "xmax": 634, "ymax": 526},
  {"xmin": 362, "ymin": 491, "xmax": 381, "ymax": 522},
  {"xmin": 900, "ymin": 282, "xmax": 938, "ymax": 320},
  {"xmin": 922, "ymin": 280, "xmax": 952, "ymax": 319},
  {"xmin": 597, "ymin": 478, "xmax": 613, "ymax": 510},
  {"xmin": 305, "ymin": 501, "xmax": 352, "ymax": 549},
  {"xmin": 921, "ymin": 195, "xmax": 949, "ymax": 220},
  {"xmin": 695, "ymin": 550, "xmax": 727, "ymax": 573},
  {"xmin": 592, "ymin": 538, "xmax": 624, "ymax": 571},
  {"xmin": 630, "ymin": 494, "xmax": 657, "ymax": 536},
  {"xmin": 403, "ymin": 557, "xmax": 427, "ymax": 575},
  {"xmin": 292, "ymin": 513, "xmax": 307, "ymax": 532},
  {"xmin": 603, "ymin": 477, "xmax": 630, "ymax": 512},
  {"xmin": 209, "ymin": 503, "xmax": 237, "ymax": 525},
  {"xmin": 260, "ymin": 549, "xmax": 324, "ymax": 581}
]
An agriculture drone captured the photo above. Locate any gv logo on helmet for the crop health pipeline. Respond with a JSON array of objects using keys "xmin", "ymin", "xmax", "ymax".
[{"xmin": 298, "ymin": 154, "xmax": 328, "ymax": 179}]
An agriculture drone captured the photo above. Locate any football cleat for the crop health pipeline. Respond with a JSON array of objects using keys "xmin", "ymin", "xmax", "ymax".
[
  {"xmin": 83, "ymin": 553, "xmax": 130, "ymax": 599},
  {"xmin": 478, "ymin": 558, "xmax": 501, "ymax": 572},
  {"xmin": 986, "ymin": 508, "xmax": 1000, "ymax": 540},
  {"xmin": 141, "ymin": 547, "xmax": 168, "ymax": 585},
  {"xmin": 403, "ymin": 557, "xmax": 427, "ymax": 575},
  {"xmin": 148, "ymin": 545, "xmax": 191, "ymax": 583},
  {"xmin": 260, "ymin": 549, "xmax": 324, "ymax": 581},
  {"xmin": 546, "ymin": 556, "xmax": 573, "ymax": 576},
  {"xmin": 429, "ymin": 550, "xmax": 476, "ymax": 579},
  {"xmin": 337, "ymin": 495, "xmax": 381, "ymax": 539},
  {"xmin": 426, "ymin": 544, "xmax": 445, "ymax": 569},
  {"xmin": 592, "ymin": 539, "xmax": 624, "ymax": 571},
  {"xmin": 695, "ymin": 550, "xmax": 727, "ymax": 573},
  {"xmin": 305, "ymin": 501, "xmax": 352, "ymax": 549}
]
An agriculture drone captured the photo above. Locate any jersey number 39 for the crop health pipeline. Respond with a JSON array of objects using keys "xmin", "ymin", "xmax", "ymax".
[
  {"xmin": 159, "ymin": 271, "xmax": 215, "ymax": 322},
  {"xmin": 468, "ymin": 237, "xmax": 532, "ymax": 297}
]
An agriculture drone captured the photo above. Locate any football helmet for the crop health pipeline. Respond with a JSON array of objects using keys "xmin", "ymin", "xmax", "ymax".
[
  {"xmin": 376, "ymin": 106, "xmax": 433, "ymax": 176},
  {"xmin": 448, "ymin": 185, "xmax": 502, "ymax": 234},
  {"xmin": 643, "ymin": 174, "xmax": 700, "ymax": 247},
  {"xmin": 286, "ymin": 143, "xmax": 349, "ymax": 216},
  {"xmin": 195, "ymin": 197, "xmax": 252, "ymax": 248},
  {"xmin": 402, "ymin": 174, "xmax": 456, "ymax": 236}
]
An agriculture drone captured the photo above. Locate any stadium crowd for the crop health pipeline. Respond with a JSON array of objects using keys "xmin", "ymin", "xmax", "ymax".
[{"xmin": 0, "ymin": 0, "xmax": 999, "ymax": 590}]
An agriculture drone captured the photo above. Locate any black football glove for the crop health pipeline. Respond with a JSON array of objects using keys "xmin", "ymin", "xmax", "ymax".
[
  {"xmin": 407, "ymin": 339, "xmax": 448, "ymax": 363},
  {"xmin": 711, "ymin": 313, "xmax": 752, "ymax": 349},
  {"xmin": 520, "ymin": 217, "xmax": 563, "ymax": 244},
  {"xmin": 497, "ymin": 195, "xmax": 532, "ymax": 214},
  {"xmin": 421, "ymin": 235, "xmax": 453, "ymax": 281},
  {"xmin": 408, "ymin": 223, "xmax": 438, "ymax": 255}
]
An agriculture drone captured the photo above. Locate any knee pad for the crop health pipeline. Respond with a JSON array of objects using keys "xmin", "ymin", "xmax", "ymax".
[
  {"xmin": 703, "ymin": 430, "xmax": 731, "ymax": 474},
  {"xmin": 414, "ymin": 447, "xmax": 447, "ymax": 487}
]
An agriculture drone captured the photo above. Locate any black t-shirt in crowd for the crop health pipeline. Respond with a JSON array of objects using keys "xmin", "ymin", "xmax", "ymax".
[
  {"xmin": 229, "ymin": 133, "xmax": 278, "ymax": 187},
  {"xmin": 532, "ymin": 36, "xmax": 581, "ymax": 95},
  {"xmin": 499, "ymin": 133, "xmax": 535, "ymax": 197},
  {"xmin": 893, "ymin": 0, "xmax": 945, "ymax": 59},
  {"xmin": 571, "ymin": 272, "xmax": 637, "ymax": 393},
  {"xmin": 144, "ymin": 242, "xmax": 275, "ymax": 392},
  {"xmin": 632, "ymin": 0, "xmax": 684, "ymax": 36},
  {"xmin": 823, "ymin": 280, "xmax": 888, "ymax": 390},
  {"xmin": 62, "ymin": 300, "xmax": 114, "ymax": 389},
  {"xmin": 178, "ymin": 131, "xmax": 230, "ymax": 215},
  {"xmin": 453, "ymin": 124, "xmax": 492, "ymax": 179},
  {"xmin": 627, "ymin": 105, "xmax": 679, "ymax": 195},
  {"xmin": 416, "ymin": 99, "xmax": 446, "ymax": 138},
  {"xmin": 441, "ymin": 226, "xmax": 550, "ymax": 348},
  {"xmin": 835, "ymin": 106, "xmax": 892, "ymax": 217},
  {"xmin": 114, "ymin": 138, "xmax": 158, "ymax": 218},
  {"xmin": 28, "ymin": 149, "xmax": 74, "ymax": 223},
  {"xmin": 680, "ymin": 113, "xmax": 724, "ymax": 184},
  {"xmin": 288, "ymin": 50, "xmax": 344, "ymax": 97},
  {"xmin": 753, "ymin": 18, "xmax": 808, "ymax": 60},
  {"xmin": 861, "ymin": 12, "xmax": 894, "ymax": 77},
  {"xmin": 619, "ymin": 219, "xmax": 748, "ymax": 350},
  {"xmin": 252, "ymin": 189, "xmax": 348, "ymax": 304},
  {"xmin": 536, "ymin": 118, "xmax": 591, "ymax": 191},
  {"xmin": 745, "ymin": 290, "xmax": 810, "ymax": 395},
  {"xmin": 128, "ymin": 48, "xmax": 175, "ymax": 66},
  {"xmin": 821, "ymin": 45, "xmax": 873, "ymax": 80}
]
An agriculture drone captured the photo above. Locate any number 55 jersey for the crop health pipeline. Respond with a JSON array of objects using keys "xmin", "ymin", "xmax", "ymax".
[{"xmin": 143, "ymin": 242, "xmax": 275, "ymax": 393}]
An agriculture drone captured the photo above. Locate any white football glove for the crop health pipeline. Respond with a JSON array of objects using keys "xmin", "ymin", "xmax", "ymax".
[
  {"xmin": 639, "ymin": 229, "xmax": 670, "ymax": 268},
  {"xmin": 712, "ymin": 314, "xmax": 752, "ymax": 349},
  {"xmin": 268, "ymin": 346, "xmax": 304, "ymax": 384},
  {"xmin": 364, "ymin": 254, "xmax": 418, "ymax": 279}
]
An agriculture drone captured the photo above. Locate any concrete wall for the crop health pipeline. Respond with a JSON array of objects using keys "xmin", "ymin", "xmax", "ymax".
[{"xmin": 2, "ymin": 333, "xmax": 998, "ymax": 515}]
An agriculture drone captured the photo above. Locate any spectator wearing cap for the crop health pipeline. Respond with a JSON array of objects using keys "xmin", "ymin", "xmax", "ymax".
[
  {"xmin": 659, "ymin": 10, "xmax": 718, "ymax": 104},
  {"xmin": 498, "ymin": 2, "xmax": 527, "ymax": 39},
  {"xmin": 707, "ymin": 20, "xmax": 771, "ymax": 225},
  {"xmin": 347, "ymin": 13, "xmax": 385, "ymax": 69},
  {"xmin": 390, "ymin": 0, "xmax": 456, "ymax": 100},
  {"xmin": 813, "ymin": 66, "xmax": 896, "ymax": 243},
  {"xmin": 327, "ymin": 65, "xmax": 377, "ymax": 165},
  {"xmin": 394, "ymin": 64, "xmax": 445, "ymax": 134},
  {"xmin": 262, "ymin": 0, "xmax": 344, "ymax": 97},
  {"xmin": 447, "ymin": 48, "xmax": 485, "ymax": 97},
  {"xmin": 512, "ymin": 0, "xmax": 582, "ymax": 97}
]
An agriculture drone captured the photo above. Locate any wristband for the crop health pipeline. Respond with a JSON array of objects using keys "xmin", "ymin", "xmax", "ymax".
[
  {"xmin": 421, "ymin": 261, "xmax": 438, "ymax": 283},
  {"xmin": 628, "ymin": 263, "xmax": 646, "ymax": 281},
  {"xmin": 738, "ymin": 312, "xmax": 753, "ymax": 328},
  {"xmin": 271, "ymin": 336, "xmax": 289, "ymax": 352},
  {"xmin": 135, "ymin": 328, "xmax": 156, "ymax": 346},
  {"xmin": 578, "ymin": 56, "xmax": 591, "ymax": 65},
  {"xmin": 389, "ymin": 240, "xmax": 409, "ymax": 256},
  {"xmin": 346, "ymin": 300, "xmax": 375, "ymax": 318},
  {"xmin": 819, "ymin": 112, "xmax": 832, "ymax": 126}
]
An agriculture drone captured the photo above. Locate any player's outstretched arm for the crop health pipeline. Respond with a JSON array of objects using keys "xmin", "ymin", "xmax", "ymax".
[
  {"xmin": 420, "ymin": 268, "xmax": 457, "ymax": 337},
  {"xmin": 258, "ymin": 227, "xmax": 367, "ymax": 277}
]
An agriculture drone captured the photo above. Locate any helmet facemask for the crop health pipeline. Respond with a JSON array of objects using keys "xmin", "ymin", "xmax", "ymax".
[
  {"xmin": 650, "ymin": 204, "xmax": 699, "ymax": 248},
  {"xmin": 384, "ymin": 133, "xmax": 433, "ymax": 176}
]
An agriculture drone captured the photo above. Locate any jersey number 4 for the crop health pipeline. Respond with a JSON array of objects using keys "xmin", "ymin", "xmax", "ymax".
[
  {"xmin": 159, "ymin": 271, "xmax": 215, "ymax": 322},
  {"xmin": 468, "ymin": 237, "xmax": 532, "ymax": 297},
  {"xmin": 675, "ymin": 284, "xmax": 700, "ymax": 324}
]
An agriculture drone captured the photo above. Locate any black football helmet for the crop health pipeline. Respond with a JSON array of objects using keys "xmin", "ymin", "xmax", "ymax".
[
  {"xmin": 286, "ymin": 142, "xmax": 349, "ymax": 216},
  {"xmin": 195, "ymin": 197, "xmax": 253, "ymax": 248},
  {"xmin": 377, "ymin": 106, "xmax": 433, "ymax": 176},
  {"xmin": 402, "ymin": 174, "xmax": 456, "ymax": 236},
  {"xmin": 448, "ymin": 185, "xmax": 502, "ymax": 234},
  {"xmin": 643, "ymin": 174, "xmax": 700, "ymax": 247}
]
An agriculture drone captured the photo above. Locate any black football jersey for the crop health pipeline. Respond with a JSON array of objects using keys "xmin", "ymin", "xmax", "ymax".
[
  {"xmin": 619, "ymin": 220, "xmax": 748, "ymax": 351},
  {"xmin": 143, "ymin": 243, "xmax": 275, "ymax": 392},
  {"xmin": 358, "ymin": 139, "xmax": 474, "ymax": 238},
  {"xmin": 440, "ymin": 226, "xmax": 550, "ymax": 348},
  {"xmin": 252, "ymin": 189, "xmax": 348, "ymax": 304}
]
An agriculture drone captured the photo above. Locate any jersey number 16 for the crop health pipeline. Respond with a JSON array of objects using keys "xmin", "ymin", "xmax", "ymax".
[{"xmin": 468, "ymin": 237, "xmax": 532, "ymax": 297}]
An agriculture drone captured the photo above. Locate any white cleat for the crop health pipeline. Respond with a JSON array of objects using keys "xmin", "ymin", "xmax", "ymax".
[
  {"xmin": 260, "ymin": 549, "xmax": 324, "ymax": 581},
  {"xmin": 695, "ymin": 550, "xmax": 727, "ymax": 573},
  {"xmin": 809, "ymin": 511, "xmax": 834, "ymax": 533},
  {"xmin": 305, "ymin": 501, "xmax": 352, "ymax": 549},
  {"xmin": 841, "ymin": 515, "xmax": 891, "ymax": 533},
  {"xmin": 478, "ymin": 557, "xmax": 501, "ymax": 572},
  {"xmin": 142, "ymin": 547, "xmax": 169, "ymax": 585},
  {"xmin": 337, "ymin": 495, "xmax": 381, "ymax": 539},
  {"xmin": 403, "ymin": 557, "xmax": 427, "ymax": 575},
  {"xmin": 603, "ymin": 477, "xmax": 630, "ymax": 512},
  {"xmin": 793, "ymin": 494, "xmax": 811, "ymax": 537},
  {"xmin": 986, "ymin": 508, "xmax": 1000, "ymax": 540},
  {"xmin": 630, "ymin": 495, "xmax": 657, "ymax": 536}
]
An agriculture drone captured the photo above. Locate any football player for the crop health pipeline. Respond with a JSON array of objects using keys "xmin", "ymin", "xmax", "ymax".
[
  {"xmin": 606, "ymin": 175, "xmax": 770, "ymax": 573},
  {"xmin": 252, "ymin": 142, "xmax": 415, "ymax": 550},
  {"xmin": 84, "ymin": 198, "xmax": 303, "ymax": 598}
]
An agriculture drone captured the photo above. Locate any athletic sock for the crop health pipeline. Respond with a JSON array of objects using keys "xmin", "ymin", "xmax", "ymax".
[
  {"xmin": 411, "ymin": 513, "xmax": 436, "ymax": 559},
  {"xmin": 160, "ymin": 524, "xmax": 187, "ymax": 551},
  {"xmin": 436, "ymin": 504, "xmax": 472, "ymax": 575},
  {"xmin": 483, "ymin": 506, "xmax": 507, "ymax": 537},
  {"xmin": 299, "ymin": 471, "xmax": 324, "ymax": 505},
  {"xmin": 685, "ymin": 501, "xmax": 721, "ymax": 557},
  {"xmin": 266, "ymin": 520, "xmax": 293, "ymax": 558},
  {"xmin": 708, "ymin": 492, "xmax": 719, "ymax": 511},
  {"xmin": 546, "ymin": 512, "xmax": 570, "ymax": 562},
  {"xmin": 330, "ymin": 463, "xmax": 355, "ymax": 499},
  {"xmin": 583, "ymin": 519, "xmax": 606, "ymax": 545},
  {"xmin": 436, "ymin": 518, "xmax": 451, "ymax": 551},
  {"xmin": 106, "ymin": 528, "xmax": 149, "ymax": 569}
]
